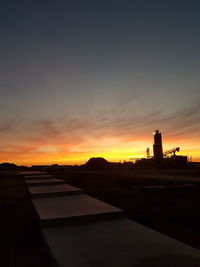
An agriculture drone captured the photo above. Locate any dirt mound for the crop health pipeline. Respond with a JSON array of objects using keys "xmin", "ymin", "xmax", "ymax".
[{"xmin": 83, "ymin": 157, "xmax": 113, "ymax": 171}]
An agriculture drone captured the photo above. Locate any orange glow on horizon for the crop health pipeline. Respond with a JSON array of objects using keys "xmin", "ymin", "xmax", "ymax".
[
  {"xmin": 0, "ymin": 136, "xmax": 200, "ymax": 166},
  {"xmin": 1, "ymin": 116, "xmax": 200, "ymax": 166}
]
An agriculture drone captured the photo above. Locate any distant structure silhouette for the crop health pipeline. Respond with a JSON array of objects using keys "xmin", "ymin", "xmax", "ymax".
[
  {"xmin": 0, "ymin": 162, "xmax": 28, "ymax": 171},
  {"xmin": 163, "ymin": 147, "xmax": 180, "ymax": 157},
  {"xmin": 146, "ymin": 147, "xmax": 150, "ymax": 159},
  {"xmin": 153, "ymin": 130, "xmax": 163, "ymax": 159}
]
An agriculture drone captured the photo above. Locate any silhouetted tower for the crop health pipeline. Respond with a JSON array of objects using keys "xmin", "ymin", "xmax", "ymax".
[{"xmin": 153, "ymin": 130, "xmax": 163, "ymax": 159}]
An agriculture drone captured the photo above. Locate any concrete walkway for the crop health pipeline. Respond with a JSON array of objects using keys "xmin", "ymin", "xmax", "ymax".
[
  {"xmin": 43, "ymin": 218, "xmax": 200, "ymax": 267},
  {"xmin": 29, "ymin": 183, "xmax": 83, "ymax": 198},
  {"xmin": 24, "ymin": 174, "xmax": 54, "ymax": 179},
  {"xmin": 23, "ymin": 171, "xmax": 200, "ymax": 267},
  {"xmin": 25, "ymin": 178, "xmax": 64, "ymax": 186},
  {"xmin": 33, "ymin": 194, "xmax": 123, "ymax": 226}
]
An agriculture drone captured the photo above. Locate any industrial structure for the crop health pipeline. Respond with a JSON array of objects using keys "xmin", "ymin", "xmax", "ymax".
[
  {"xmin": 163, "ymin": 147, "xmax": 180, "ymax": 157},
  {"xmin": 152, "ymin": 130, "xmax": 181, "ymax": 159},
  {"xmin": 146, "ymin": 147, "xmax": 150, "ymax": 159},
  {"xmin": 130, "ymin": 130, "xmax": 188, "ymax": 168},
  {"xmin": 134, "ymin": 130, "xmax": 188, "ymax": 169},
  {"xmin": 153, "ymin": 130, "xmax": 163, "ymax": 159}
]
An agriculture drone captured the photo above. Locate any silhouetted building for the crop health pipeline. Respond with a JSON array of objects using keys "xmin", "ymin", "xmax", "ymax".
[{"xmin": 153, "ymin": 130, "xmax": 163, "ymax": 159}]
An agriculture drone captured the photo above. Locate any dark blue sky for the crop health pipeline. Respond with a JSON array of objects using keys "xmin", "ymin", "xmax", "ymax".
[{"xmin": 0, "ymin": 0, "xmax": 200, "ymax": 164}]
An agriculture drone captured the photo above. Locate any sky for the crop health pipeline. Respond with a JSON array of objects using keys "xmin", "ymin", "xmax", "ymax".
[{"xmin": 0, "ymin": 0, "xmax": 200, "ymax": 165}]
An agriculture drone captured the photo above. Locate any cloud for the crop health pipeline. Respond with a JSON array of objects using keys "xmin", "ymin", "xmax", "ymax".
[
  {"xmin": 0, "ymin": 102, "xmax": 199, "ymax": 164},
  {"xmin": 0, "ymin": 120, "xmax": 18, "ymax": 133}
]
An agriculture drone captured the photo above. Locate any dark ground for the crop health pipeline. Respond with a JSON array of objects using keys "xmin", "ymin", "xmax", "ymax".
[
  {"xmin": 0, "ymin": 173, "xmax": 52, "ymax": 267},
  {"xmin": 51, "ymin": 169, "xmax": 200, "ymax": 249},
  {"xmin": 1, "ymin": 170, "xmax": 200, "ymax": 266}
]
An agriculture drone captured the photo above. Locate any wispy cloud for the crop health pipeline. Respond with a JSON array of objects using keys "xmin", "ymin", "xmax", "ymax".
[{"xmin": 0, "ymin": 102, "xmax": 199, "ymax": 164}]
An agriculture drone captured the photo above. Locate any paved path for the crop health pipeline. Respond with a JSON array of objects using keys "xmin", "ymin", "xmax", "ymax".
[
  {"xmin": 24, "ymin": 174, "xmax": 53, "ymax": 179},
  {"xmin": 43, "ymin": 218, "xmax": 200, "ymax": 267},
  {"xmin": 33, "ymin": 194, "xmax": 123, "ymax": 226},
  {"xmin": 22, "ymin": 171, "xmax": 200, "ymax": 267},
  {"xmin": 25, "ymin": 178, "xmax": 64, "ymax": 186},
  {"xmin": 29, "ymin": 183, "xmax": 83, "ymax": 198}
]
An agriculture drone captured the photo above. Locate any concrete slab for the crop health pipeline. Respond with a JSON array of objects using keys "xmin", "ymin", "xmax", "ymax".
[
  {"xmin": 20, "ymin": 171, "xmax": 47, "ymax": 175},
  {"xmin": 42, "ymin": 218, "xmax": 200, "ymax": 267},
  {"xmin": 33, "ymin": 194, "xmax": 123, "ymax": 225},
  {"xmin": 25, "ymin": 178, "xmax": 64, "ymax": 186},
  {"xmin": 24, "ymin": 175, "xmax": 53, "ymax": 179},
  {"xmin": 29, "ymin": 183, "xmax": 83, "ymax": 198}
]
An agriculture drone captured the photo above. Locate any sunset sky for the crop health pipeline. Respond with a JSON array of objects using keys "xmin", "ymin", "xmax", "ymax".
[{"xmin": 1, "ymin": 1, "xmax": 200, "ymax": 165}]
